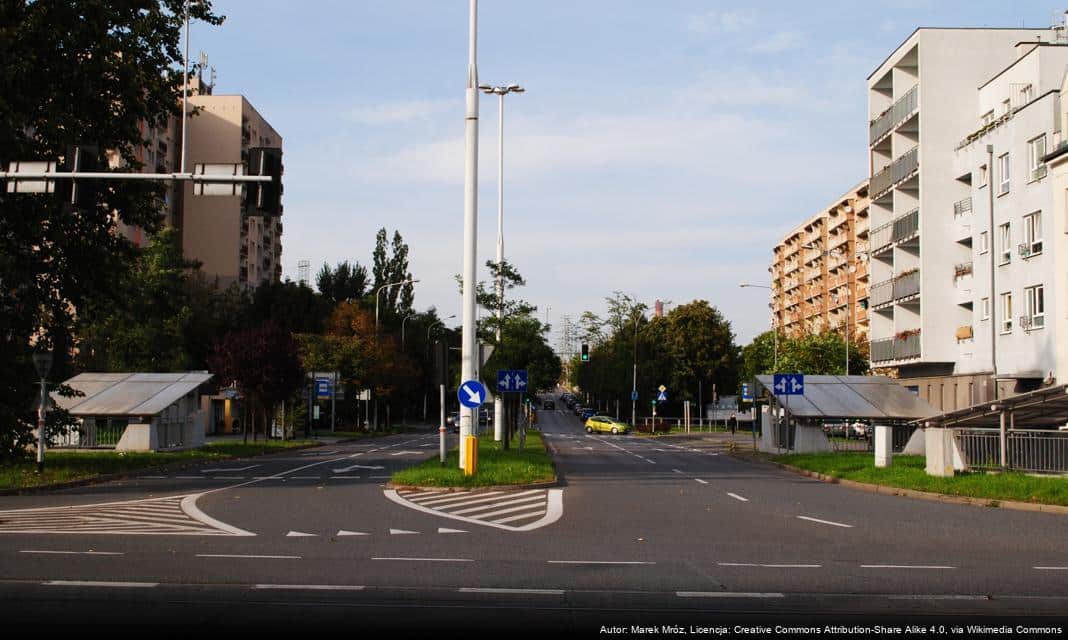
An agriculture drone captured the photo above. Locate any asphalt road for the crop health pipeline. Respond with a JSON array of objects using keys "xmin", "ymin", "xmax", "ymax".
[{"xmin": 1, "ymin": 396, "xmax": 1067, "ymax": 635}]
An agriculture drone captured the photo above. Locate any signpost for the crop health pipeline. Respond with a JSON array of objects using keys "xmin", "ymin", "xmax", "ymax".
[
  {"xmin": 772, "ymin": 374, "xmax": 804, "ymax": 452},
  {"xmin": 458, "ymin": 379, "xmax": 486, "ymax": 409},
  {"xmin": 497, "ymin": 370, "xmax": 528, "ymax": 449},
  {"xmin": 315, "ymin": 379, "xmax": 331, "ymax": 398}
]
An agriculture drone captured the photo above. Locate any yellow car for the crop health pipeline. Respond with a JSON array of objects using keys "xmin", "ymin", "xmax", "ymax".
[{"xmin": 585, "ymin": 415, "xmax": 630, "ymax": 434}]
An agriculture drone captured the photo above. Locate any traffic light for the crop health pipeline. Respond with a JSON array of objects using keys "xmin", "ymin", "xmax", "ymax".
[
  {"xmin": 581, "ymin": 343, "xmax": 589, "ymax": 362},
  {"xmin": 245, "ymin": 147, "xmax": 283, "ymax": 216}
]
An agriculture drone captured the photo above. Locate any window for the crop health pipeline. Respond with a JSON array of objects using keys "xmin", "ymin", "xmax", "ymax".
[
  {"xmin": 982, "ymin": 110, "xmax": 995, "ymax": 126},
  {"xmin": 998, "ymin": 223, "xmax": 1011, "ymax": 265},
  {"xmin": 1022, "ymin": 211, "xmax": 1043, "ymax": 257},
  {"xmin": 1029, "ymin": 135, "xmax": 1047, "ymax": 181},
  {"xmin": 979, "ymin": 230, "xmax": 989, "ymax": 254},
  {"xmin": 998, "ymin": 153, "xmax": 1010, "ymax": 195},
  {"xmin": 978, "ymin": 164, "xmax": 988, "ymax": 187},
  {"xmin": 980, "ymin": 297, "xmax": 990, "ymax": 321},
  {"xmin": 1000, "ymin": 292, "xmax": 1013, "ymax": 333},
  {"xmin": 1020, "ymin": 84, "xmax": 1034, "ymax": 105},
  {"xmin": 1024, "ymin": 285, "xmax": 1045, "ymax": 330}
]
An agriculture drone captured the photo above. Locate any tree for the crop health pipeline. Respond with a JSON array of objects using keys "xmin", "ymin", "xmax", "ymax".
[
  {"xmin": 0, "ymin": 0, "xmax": 223, "ymax": 457},
  {"xmin": 739, "ymin": 329, "xmax": 869, "ymax": 386},
  {"xmin": 388, "ymin": 230, "xmax": 412, "ymax": 314},
  {"xmin": 664, "ymin": 300, "xmax": 740, "ymax": 401},
  {"xmin": 316, "ymin": 260, "xmax": 368, "ymax": 306},
  {"xmin": 371, "ymin": 228, "xmax": 389, "ymax": 293},
  {"xmin": 209, "ymin": 321, "xmax": 304, "ymax": 443},
  {"xmin": 247, "ymin": 279, "xmax": 332, "ymax": 335}
]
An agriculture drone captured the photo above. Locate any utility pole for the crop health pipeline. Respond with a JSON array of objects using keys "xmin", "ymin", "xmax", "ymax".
[{"xmin": 459, "ymin": 0, "xmax": 480, "ymax": 470}]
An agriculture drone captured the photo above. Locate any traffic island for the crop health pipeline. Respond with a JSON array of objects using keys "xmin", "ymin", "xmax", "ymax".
[
  {"xmin": 388, "ymin": 430, "xmax": 557, "ymax": 489},
  {"xmin": 759, "ymin": 452, "xmax": 1068, "ymax": 514},
  {"xmin": 0, "ymin": 439, "xmax": 320, "ymax": 493}
]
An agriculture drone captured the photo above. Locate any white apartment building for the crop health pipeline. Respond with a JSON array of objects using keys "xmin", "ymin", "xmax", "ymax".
[
  {"xmin": 953, "ymin": 42, "xmax": 1068, "ymax": 404},
  {"xmin": 866, "ymin": 27, "xmax": 1051, "ymax": 412},
  {"xmin": 1042, "ymin": 66, "xmax": 1068, "ymax": 390}
]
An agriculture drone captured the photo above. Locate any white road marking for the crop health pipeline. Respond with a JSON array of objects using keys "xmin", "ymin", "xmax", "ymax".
[
  {"xmin": 694, "ymin": 478, "xmax": 708, "ymax": 485},
  {"xmin": 372, "ymin": 557, "xmax": 473, "ymax": 562},
  {"xmin": 390, "ymin": 451, "xmax": 421, "ymax": 456},
  {"xmin": 46, "ymin": 581, "xmax": 158, "ymax": 588},
  {"xmin": 672, "ymin": 469, "xmax": 684, "ymax": 474},
  {"xmin": 448, "ymin": 493, "xmax": 544, "ymax": 515},
  {"xmin": 330, "ymin": 476, "xmax": 362, "ymax": 479},
  {"xmin": 254, "ymin": 584, "xmax": 364, "ymax": 591},
  {"xmin": 390, "ymin": 528, "xmax": 419, "ymax": 535},
  {"xmin": 727, "ymin": 493, "xmax": 748, "ymax": 502},
  {"xmin": 1035, "ymin": 566, "xmax": 1068, "ymax": 570},
  {"xmin": 459, "ymin": 588, "xmax": 564, "ymax": 595},
  {"xmin": 386, "ymin": 488, "xmax": 563, "ymax": 532},
  {"xmin": 286, "ymin": 531, "xmax": 317, "ymax": 537},
  {"xmin": 300, "ymin": 450, "xmax": 338, "ymax": 456},
  {"xmin": 718, "ymin": 563, "xmax": 820, "ymax": 568},
  {"xmin": 888, "ymin": 595, "xmax": 987, "ymax": 600},
  {"xmin": 416, "ymin": 491, "xmax": 508, "ymax": 507},
  {"xmin": 677, "ymin": 592, "xmax": 783, "ymax": 599},
  {"xmin": 197, "ymin": 554, "xmax": 300, "ymax": 559},
  {"xmin": 861, "ymin": 565, "xmax": 956, "ymax": 570},
  {"xmin": 797, "ymin": 515, "xmax": 853, "ymax": 528},
  {"xmin": 332, "ymin": 464, "xmax": 384, "ymax": 473},
  {"xmin": 438, "ymin": 528, "xmax": 467, "ymax": 534},
  {"xmin": 337, "ymin": 530, "xmax": 369, "ymax": 536},
  {"xmin": 493, "ymin": 510, "xmax": 550, "ymax": 524},
  {"xmin": 175, "ymin": 476, "xmax": 202, "ymax": 479},
  {"xmin": 201, "ymin": 465, "xmax": 259, "ymax": 473},
  {"xmin": 548, "ymin": 560, "xmax": 654, "ymax": 565},
  {"xmin": 370, "ymin": 476, "xmax": 392, "ymax": 479},
  {"xmin": 464, "ymin": 500, "xmax": 545, "ymax": 520},
  {"xmin": 212, "ymin": 476, "xmax": 246, "ymax": 480},
  {"xmin": 141, "ymin": 476, "xmax": 168, "ymax": 479},
  {"xmin": 20, "ymin": 550, "xmax": 123, "ymax": 556}
]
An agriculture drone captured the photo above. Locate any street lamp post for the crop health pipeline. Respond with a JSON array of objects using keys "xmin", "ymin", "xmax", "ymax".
[
  {"xmin": 631, "ymin": 320, "xmax": 639, "ymax": 427},
  {"xmin": 375, "ymin": 278, "xmax": 420, "ymax": 337},
  {"xmin": 479, "ymin": 82, "xmax": 524, "ymax": 443},
  {"xmin": 459, "ymin": 0, "xmax": 480, "ymax": 471},
  {"xmin": 32, "ymin": 348, "xmax": 53, "ymax": 473},
  {"xmin": 401, "ymin": 313, "xmax": 416, "ymax": 352},
  {"xmin": 739, "ymin": 283, "xmax": 778, "ymax": 371}
]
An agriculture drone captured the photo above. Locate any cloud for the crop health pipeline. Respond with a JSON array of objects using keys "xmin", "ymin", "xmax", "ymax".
[
  {"xmin": 748, "ymin": 30, "xmax": 806, "ymax": 54},
  {"xmin": 347, "ymin": 98, "xmax": 455, "ymax": 125},
  {"xmin": 686, "ymin": 9, "xmax": 756, "ymax": 36}
]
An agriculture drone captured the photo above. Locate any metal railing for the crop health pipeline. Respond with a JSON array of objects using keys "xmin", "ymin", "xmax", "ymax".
[
  {"xmin": 893, "ymin": 270, "xmax": 920, "ymax": 300},
  {"xmin": 894, "ymin": 331, "xmax": 921, "ymax": 359},
  {"xmin": 892, "ymin": 208, "xmax": 919, "ymax": 242},
  {"xmin": 953, "ymin": 197, "xmax": 972, "ymax": 218},
  {"xmin": 870, "ymin": 146, "xmax": 919, "ymax": 198},
  {"xmin": 870, "ymin": 222, "xmax": 893, "ymax": 252},
  {"xmin": 955, "ymin": 428, "xmax": 1068, "ymax": 473},
  {"xmin": 870, "ymin": 278, "xmax": 894, "ymax": 307},
  {"xmin": 51, "ymin": 419, "xmax": 127, "ymax": 448},
  {"xmin": 871, "ymin": 338, "xmax": 894, "ymax": 362},
  {"xmin": 869, "ymin": 85, "xmax": 918, "ymax": 145}
]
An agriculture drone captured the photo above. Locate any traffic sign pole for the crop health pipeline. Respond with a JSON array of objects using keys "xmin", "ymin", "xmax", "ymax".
[{"xmin": 459, "ymin": 0, "xmax": 480, "ymax": 471}]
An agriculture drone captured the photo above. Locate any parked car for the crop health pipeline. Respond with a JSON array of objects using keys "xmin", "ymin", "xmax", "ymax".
[
  {"xmin": 543, "ymin": 400, "xmax": 555, "ymax": 410},
  {"xmin": 585, "ymin": 415, "xmax": 630, "ymax": 434},
  {"xmin": 580, "ymin": 408, "xmax": 597, "ymax": 421}
]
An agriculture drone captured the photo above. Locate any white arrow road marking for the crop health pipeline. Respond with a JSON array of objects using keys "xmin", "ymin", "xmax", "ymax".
[
  {"xmin": 390, "ymin": 528, "xmax": 419, "ymax": 535},
  {"xmin": 438, "ymin": 528, "xmax": 468, "ymax": 534},
  {"xmin": 337, "ymin": 530, "xmax": 369, "ymax": 537},
  {"xmin": 332, "ymin": 464, "xmax": 385, "ymax": 472},
  {"xmin": 201, "ymin": 465, "xmax": 260, "ymax": 473},
  {"xmin": 286, "ymin": 531, "xmax": 317, "ymax": 537}
]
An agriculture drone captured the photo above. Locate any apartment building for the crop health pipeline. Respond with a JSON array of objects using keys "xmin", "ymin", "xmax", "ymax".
[
  {"xmin": 179, "ymin": 79, "xmax": 283, "ymax": 288},
  {"xmin": 111, "ymin": 118, "xmax": 180, "ymax": 248},
  {"xmin": 866, "ymin": 27, "xmax": 1050, "ymax": 412},
  {"xmin": 1037, "ymin": 59, "xmax": 1068, "ymax": 391},
  {"xmin": 770, "ymin": 181, "xmax": 870, "ymax": 343}
]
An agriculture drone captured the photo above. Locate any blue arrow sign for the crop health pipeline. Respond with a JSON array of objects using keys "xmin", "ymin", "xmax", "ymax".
[
  {"xmin": 772, "ymin": 373, "xmax": 804, "ymax": 396},
  {"xmin": 656, "ymin": 390, "xmax": 668, "ymax": 402},
  {"xmin": 315, "ymin": 379, "xmax": 331, "ymax": 398},
  {"xmin": 741, "ymin": 383, "xmax": 752, "ymax": 401},
  {"xmin": 630, "ymin": 390, "xmax": 639, "ymax": 402},
  {"xmin": 496, "ymin": 369, "xmax": 529, "ymax": 393},
  {"xmin": 458, "ymin": 379, "xmax": 486, "ymax": 408}
]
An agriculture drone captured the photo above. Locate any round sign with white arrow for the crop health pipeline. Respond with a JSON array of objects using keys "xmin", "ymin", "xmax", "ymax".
[{"xmin": 458, "ymin": 379, "xmax": 486, "ymax": 409}]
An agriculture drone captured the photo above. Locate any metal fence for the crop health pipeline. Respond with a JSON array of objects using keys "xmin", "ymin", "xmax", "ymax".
[
  {"xmin": 826, "ymin": 424, "xmax": 917, "ymax": 453},
  {"xmin": 891, "ymin": 208, "xmax": 919, "ymax": 242},
  {"xmin": 869, "ymin": 85, "xmax": 918, "ymax": 145},
  {"xmin": 956, "ymin": 428, "xmax": 1068, "ymax": 473},
  {"xmin": 51, "ymin": 418, "xmax": 127, "ymax": 448}
]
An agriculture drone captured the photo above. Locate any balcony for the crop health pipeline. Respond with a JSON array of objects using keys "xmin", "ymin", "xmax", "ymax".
[
  {"xmin": 893, "ymin": 269, "xmax": 920, "ymax": 302},
  {"xmin": 870, "ymin": 222, "xmax": 893, "ymax": 254},
  {"xmin": 894, "ymin": 330, "xmax": 921, "ymax": 360},
  {"xmin": 870, "ymin": 279, "xmax": 894, "ymax": 308},
  {"xmin": 869, "ymin": 85, "xmax": 918, "ymax": 146},
  {"xmin": 870, "ymin": 146, "xmax": 919, "ymax": 199},
  {"xmin": 953, "ymin": 269, "xmax": 973, "ymax": 306},
  {"xmin": 871, "ymin": 338, "xmax": 894, "ymax": 363},
  {"xmin": 891, "ymin": 208, "xmax": 919, "ymax": 243}
]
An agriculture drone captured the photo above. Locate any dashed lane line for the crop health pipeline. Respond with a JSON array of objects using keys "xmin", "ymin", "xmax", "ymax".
[
  {"xmin": 797, "ymin": 515, "xmax": 853, "ymax": 529},
  {"xmin": 718, "ymin": 563, "xmax": 820, "ymax": 568},
  {"xmin": 548, "ymin": 561, "xmax": 655, "ymax": 565},
  {"xmin": 254, "ymin": 584, "xmax": 364, "ymax": 591},
  {"xmin": 196, "ymin": 554, "xmax": 301, "ymax": 559},
  {"xmin": 201, "ymin": 465, "xmax": 260, "ymax": 473},
  {"xmin": 694, "ymin": 479, "xmax": 708, "ymax": 485},
  {"xmin": 1036, "ymin": 566, "xmax": 1068, "ymax": 570},
  {"xmin": 459, "ymin": 588, "xmax": 564, "ymax": 595},
  {"xmin": 372, "ymin": 557, "xmax": 474, "ymax": 562},
  {"xmin": 727, "ymin": 493, "xmax": 749, "ymax": 502},
  {"xmin": 677, "ymin": 592, "xmax": 784, "ymax": 599},
  {"xmin": 21, "ymin": 550, "xmax": 123, "ymax": 556},
  {"xmin": 861, "ymin": 565, "xmax": 956, "ymax": 570},
  {"xmin": 45, "ymin": 581, "xmax": 158, "ymax": 588}
]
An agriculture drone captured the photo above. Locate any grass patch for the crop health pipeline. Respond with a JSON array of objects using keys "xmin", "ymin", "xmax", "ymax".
[
  {"xmin": 771, "ymin": 452, "xmax": 1068, "ymax": 506},
  {"xmin": 0, "ymin": 439, "xmax": 317, "ymax": 490},
  {"xmin": 390, "ymin": 431, "xmax": 555, "ymax": 488}
]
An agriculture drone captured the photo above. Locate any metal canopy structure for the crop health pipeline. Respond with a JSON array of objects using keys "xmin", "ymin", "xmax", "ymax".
[
  {"xmin": 915, "ymin": 384, "xmax": 1068, "ymax": 429},
  {"xmin": 754, "ymin": 375, "xmax": 936, "ymax": 421},
  {"xmin": 51, "ymin": 372, "xmax": 213, "ymax": 417}
]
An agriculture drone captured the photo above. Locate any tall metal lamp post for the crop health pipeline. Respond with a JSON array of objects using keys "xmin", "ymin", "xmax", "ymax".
[{"xmin": 32, "ymin": 348, "xmax": 53, "ymax": 473}]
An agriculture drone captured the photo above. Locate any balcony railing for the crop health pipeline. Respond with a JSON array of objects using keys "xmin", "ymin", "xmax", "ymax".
[
  {"xmin": 870, "ymin": 146, "xmax": 919, "ymax": 198},
  {"xmin": 891, "ymin": 207, "xmax": 919, "ymax": 243},
  {"xmin": 869, "ymin": 85, "xmax": 918, "ymax": 145},
  {"xmin": 870, "ymin": 222, "xmax": 893, "ymax": 253},
  {"xmin": 870, "ymin": 279, "xmax": 894, "ymax": 307},
  {"xmin": 953, "ymin": 197, "xmax": 972, "ymax": 218},
  {"xmin": 871, "ymin": 338, "xmax": 894, "ymax": 363},
  {"xmin": 894, "ymin": 330, "xmax": 921, "ymax": 360},
  {"xmin": 893, "ymin": 269, "xmax": 920, "ymax": 301}
]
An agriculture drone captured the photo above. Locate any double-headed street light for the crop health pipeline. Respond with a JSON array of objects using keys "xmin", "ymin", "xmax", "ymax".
[
  {"xmin": 375, "ymin": 278, "xmax": 420, "ymax": 337},
  {"xmin": 739, "ymin": 283, "xmax": 778, "ymax": 371},
  {"xmin": 478, "ymin": 82, "xmax": 524, "ymax": 443}
]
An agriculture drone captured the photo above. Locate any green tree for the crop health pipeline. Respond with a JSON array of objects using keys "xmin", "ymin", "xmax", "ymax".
[
  {"xmin": 664, "ymin": 300, "xmax": 740, "ymax": 402},
  {"xmin": 316, "ymin": 260, "xmax": 368, "ymax": 306},
  {"xmin": 371, "ymin": 228, "xmax": 389, "ymax": 293},
  {"xmin": 0, "ymin": 0, "xmax": 223, "ymax": 457}
]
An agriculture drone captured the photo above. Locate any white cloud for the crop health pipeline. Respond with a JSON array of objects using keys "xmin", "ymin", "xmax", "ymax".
[
  {"xmin": 748, "ymin": 30, "xmax": 806, "ymax": 54},
  {"xmin": 347, "ymin": 98, "xmax": 455, "ymax": 125},
  {"xmin": 687, "ymin": 9, "xmax": 756, "ymax": 36}
]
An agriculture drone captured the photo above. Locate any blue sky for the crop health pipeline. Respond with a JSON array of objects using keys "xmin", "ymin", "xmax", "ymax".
[{"xmin": 194, "ymin": 1, "xmax": 1065, "ymax": 345}]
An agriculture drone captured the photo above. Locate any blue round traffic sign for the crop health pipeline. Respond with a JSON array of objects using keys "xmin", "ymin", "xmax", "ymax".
[{"xmin": 458, "ymin": 379, "xmax": 486, "ymax": 408}]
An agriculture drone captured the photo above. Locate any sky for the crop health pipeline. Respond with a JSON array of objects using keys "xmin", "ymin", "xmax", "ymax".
[{"xmin": 193, "ymin": 1, "xmax": 1066, "ymax": 346}]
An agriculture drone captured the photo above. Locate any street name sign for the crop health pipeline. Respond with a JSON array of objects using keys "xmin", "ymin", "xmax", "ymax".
[
  {"xmin": 458, "ymin": 379, "xmax": 487, "ymax": 408},
  {"xmin": 772, "ymin": 374, "xmax": 804, "ymax": 396}
]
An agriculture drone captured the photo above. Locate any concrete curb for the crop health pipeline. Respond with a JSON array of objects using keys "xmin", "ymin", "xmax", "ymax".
[
  {"xmin": 0, "ymin": 441, "xmax": 324, "ymax": 497},
  {"xmin": 733, "ymin": 452, "xmax": 1068, "ymax": 516}
]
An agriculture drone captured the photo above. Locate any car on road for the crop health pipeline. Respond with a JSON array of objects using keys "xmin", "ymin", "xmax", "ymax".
[
  {"xmin": 543, "ymin": 400, "xmax": 555, "ymax": 410},
  {"xmin": 585, "ymin": 415, "xmax": 630, "ymax": 434},
  {"xmin": 447, "ymin": 411, "xmax": 460, "ymax": 433},
  {"xmin": 580, "ymin": 408, "xmax": 596, "ymax": 421}
]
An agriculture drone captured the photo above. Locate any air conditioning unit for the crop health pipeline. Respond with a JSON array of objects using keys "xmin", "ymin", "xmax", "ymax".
[
  {"xmin": 1019, "ymin": 315, "xmax": 1032, "ymax": 330},
  {"xmin": 1000, "ymin": 250, "xmax": 1012, "ymax": 265},
  {"xmin": 1031, "ymin": 164, "xmax": 1048, "ymax": 181}
]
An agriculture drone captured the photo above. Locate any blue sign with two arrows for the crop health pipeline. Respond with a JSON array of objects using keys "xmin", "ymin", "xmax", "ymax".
[
  {"xmin": 772, "ymin": 374, "xmax": 804, "ymax": 396},
  {"xmin": 497, "ymin": 369, "xmax": 528, "ymax": 393}
]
